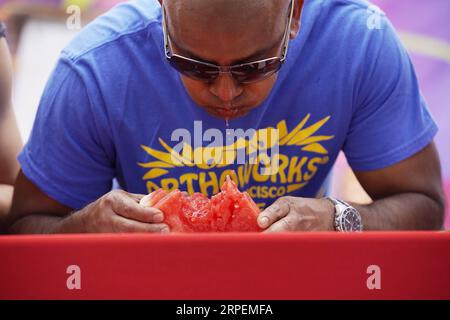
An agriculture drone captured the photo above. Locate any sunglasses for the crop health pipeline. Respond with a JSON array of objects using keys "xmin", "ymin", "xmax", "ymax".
[{"xmin": 162, "ymin": 0, "xmax": 295, "ymax": 84}]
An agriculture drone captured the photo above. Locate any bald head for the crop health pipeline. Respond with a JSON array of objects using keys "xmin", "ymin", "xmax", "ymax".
[
  {"xmin": 163, "ymin": 0, "xmax": 293, "ymax": 64},
  {"xmin": 166, "ymin": 0, "xmax": 289, "ymax": 35}
]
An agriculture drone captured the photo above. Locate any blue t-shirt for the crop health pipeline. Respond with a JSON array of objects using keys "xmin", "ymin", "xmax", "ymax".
[{"xmin": 19, "ymin": 0, "xmax": 437, "ymax": 210}]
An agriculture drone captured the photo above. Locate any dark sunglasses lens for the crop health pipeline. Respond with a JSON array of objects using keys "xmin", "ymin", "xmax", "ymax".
[
  {"xmin": 169, "ymin": 56, "xmax": 219, "ymax": 82},
  {"xmin": 232, "ymin": 59, "xmax": 282, "ymax": 83}
]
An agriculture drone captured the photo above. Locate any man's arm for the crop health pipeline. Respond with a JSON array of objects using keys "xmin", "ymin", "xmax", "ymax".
[
  {"xmin": 8, "ymin": 171, "xmax": 170, "ymax": 234},
  {"xmin": 258, "ymin": 142, "xmax": 445, "ymax": 231},
  {"xmin": 7, "ymin": 170, "xmax": 73, "ymax": 233},
  {"xmin": 353, "ymin": 142, "xmax": 444, "ymax": 230},
  {"xmin": 0, "ymin": 37, "xmax": 22, "ymax": 232}
]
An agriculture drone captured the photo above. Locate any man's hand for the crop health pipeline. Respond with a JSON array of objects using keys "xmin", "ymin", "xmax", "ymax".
[
  {"xmin": 63, "ymin": 190, "xmax": 169, "ymax": 233},
  {"xmin": 7, "ymin": 171, "xmax": 170, "ymax": 234},
  {"xmin": 257, "ymin": 197, "xmax": 335, "ymax": 232},
  {"xmin": 258, "ymin": 142, "xmax": 445, "ymax": 232}
]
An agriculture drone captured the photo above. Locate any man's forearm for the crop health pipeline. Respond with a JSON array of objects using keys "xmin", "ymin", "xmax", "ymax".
[
  {"xmin": 8, "ymin": 210, "xmax": 86, "ymax": 234},
  {"xmin": 353, "ymin": 193, "xmax": 445, "ymax": 231}
]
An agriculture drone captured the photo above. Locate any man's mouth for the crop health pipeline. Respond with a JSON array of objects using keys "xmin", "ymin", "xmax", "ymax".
[{"xmin": 206, "ymin": 105, "xmax": 253, "ymax": 119}]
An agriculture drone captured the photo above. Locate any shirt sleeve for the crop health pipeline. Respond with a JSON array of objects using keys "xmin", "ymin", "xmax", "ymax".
[
  {"xmin": 18, "ymin": 58, "xmax": 116, "ymax": 210},
  {"xmin": 343, "ymin": 18, "xmax": 438, "ymax": 171}
]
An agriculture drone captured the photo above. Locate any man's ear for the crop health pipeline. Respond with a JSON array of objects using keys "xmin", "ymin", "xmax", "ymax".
[{"xmin": 290, "ymin": 0, "xmax": 304, "ymax": 39}]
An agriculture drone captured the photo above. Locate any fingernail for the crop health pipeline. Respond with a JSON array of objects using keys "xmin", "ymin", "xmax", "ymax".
[
  {"xmin": 161, "ymin": 227, "xmax": 170, "ymax": 233},
  {"xmin": 154, "ymin": 213, "xmax": 164, "ymax": 223},
  {"xmin": 259, "ymin": 216, "xmax": 269, "ymax": 228}
]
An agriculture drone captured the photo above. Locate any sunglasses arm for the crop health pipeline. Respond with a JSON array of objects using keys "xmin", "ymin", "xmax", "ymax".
[
  {"xmin": 281, "ymin": 0, "xmax": 296, "ymax": 63},
  {"xmin": 161, "ymin": 5, "xmax": 172, "ymax": 59}
]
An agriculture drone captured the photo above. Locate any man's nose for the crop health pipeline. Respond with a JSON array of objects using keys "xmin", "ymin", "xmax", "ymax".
[{"xmin": 209, "ymin": 73, "xmax": 244, "ymax": 105}]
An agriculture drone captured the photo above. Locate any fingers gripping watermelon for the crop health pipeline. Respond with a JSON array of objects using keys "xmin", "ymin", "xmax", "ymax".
[{"xmin": 140, "ymin": 177, "xmax": 261, "ymax": 232}]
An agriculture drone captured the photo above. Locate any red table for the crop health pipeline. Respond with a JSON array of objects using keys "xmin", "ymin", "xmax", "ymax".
[{"xmin": 0, "ymin": 232, "xmax": 449, "ymax": 300}]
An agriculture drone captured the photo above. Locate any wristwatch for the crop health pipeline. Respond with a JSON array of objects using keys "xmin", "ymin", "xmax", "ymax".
[{"xmin": 325, "ymin": 197, "xmax": 363, "ymax": 232}]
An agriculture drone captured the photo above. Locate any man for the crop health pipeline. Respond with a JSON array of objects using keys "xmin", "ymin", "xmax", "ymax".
[
  {"xmin": 7, "ymin": 0, "xmax": 445, "ymax": 233},
  {"xmin": 0, "ymin": 21, "xmax": 22, "ymax": 233}
]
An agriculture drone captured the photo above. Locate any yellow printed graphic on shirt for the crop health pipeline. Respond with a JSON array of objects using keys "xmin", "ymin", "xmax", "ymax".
[{"xmin": 138, "ymin": 114, "xmax": 334, "ymax": 208}]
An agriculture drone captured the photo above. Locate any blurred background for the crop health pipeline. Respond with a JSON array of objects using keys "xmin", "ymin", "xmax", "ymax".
[{"xmin": 0, "ymin": 0, "xmax": 449, "ymax": 228}]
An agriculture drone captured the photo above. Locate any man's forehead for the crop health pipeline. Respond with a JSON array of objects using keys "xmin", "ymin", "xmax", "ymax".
[
  {"xmin": 165, "ymin": 0, "xmax": 286, "ymax": 19},
  {"xmin": 164, "ymin": 0, "xmax": 290, "ymax": 64}
]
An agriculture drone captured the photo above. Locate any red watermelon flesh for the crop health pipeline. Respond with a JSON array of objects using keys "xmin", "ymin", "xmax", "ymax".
[
  {"xmin": 181, "ymin": 193, "xmax": 212, "ymax": 232},
  {"xmin": 140, "ymin": 177, "xmax": 261, "ymax": 233},
  {"xmin": 153, "ymin": 190, "xmax": 190, "ymax": 232},
  {"xmin": 226, "ymin": 192, "xmax": 262, "ymax": 232}
]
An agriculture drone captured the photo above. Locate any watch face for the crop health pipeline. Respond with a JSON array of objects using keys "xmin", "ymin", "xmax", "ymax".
[{"xmin": 341, "ymin": 208, "xmax": 362, "ymax": 232}]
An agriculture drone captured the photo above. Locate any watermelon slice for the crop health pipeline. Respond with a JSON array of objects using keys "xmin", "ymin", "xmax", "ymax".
[{"xmin": 140, "ymin": 177, "xmax": 261, "ymax": 233}]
